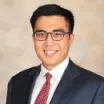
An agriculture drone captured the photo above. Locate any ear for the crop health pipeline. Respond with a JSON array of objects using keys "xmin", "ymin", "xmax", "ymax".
[
  {"xmin": 69, "ymin": 33, "xmax": 75, "ymax": 43},
  {"xmin": 32, "ymin": 34, "xmax": 35, "ymax": 42},
  {"xmin": 32, "ymin": 34, "xmax": 34, "ymax": 38}
]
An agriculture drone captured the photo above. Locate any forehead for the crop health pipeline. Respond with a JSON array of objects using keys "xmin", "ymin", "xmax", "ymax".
[{"xmin": 34, "ymin": 16, "xmax": 69, "ymax": 31}]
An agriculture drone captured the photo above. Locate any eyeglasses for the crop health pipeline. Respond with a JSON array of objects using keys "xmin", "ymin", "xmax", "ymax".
[{"xmin": 33, "ymin": 30, "xmax": 71, "ymax": 41}]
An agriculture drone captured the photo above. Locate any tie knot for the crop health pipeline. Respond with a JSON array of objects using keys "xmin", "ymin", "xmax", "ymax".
[{"xmin": 45, "ymin": 72, "xmax": 52, "ymax": 81}]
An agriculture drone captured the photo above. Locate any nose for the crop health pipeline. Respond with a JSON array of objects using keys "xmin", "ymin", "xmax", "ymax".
[{"xmin": 44, "ymin": 34, "xmax": 54, "ymax": 46}]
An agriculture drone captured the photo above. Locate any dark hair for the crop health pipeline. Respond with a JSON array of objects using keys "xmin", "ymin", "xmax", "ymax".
[{"xmin": 30, "ymin": 4, "xmax": 74, "ymax": 33}]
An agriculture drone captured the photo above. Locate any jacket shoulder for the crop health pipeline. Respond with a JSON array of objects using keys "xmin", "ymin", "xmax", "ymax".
[
  {"xmin": 76, "ymin": 64, "xmax": 104, "ymax": 81},
  {"xmin": 10, "ymin": 65, "xmax": 41, "ymax": 81}
]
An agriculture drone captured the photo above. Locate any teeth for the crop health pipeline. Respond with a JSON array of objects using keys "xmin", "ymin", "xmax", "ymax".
[{"xmin": 44, "ymin": 51, "xmax": 57, "ymax": 54}]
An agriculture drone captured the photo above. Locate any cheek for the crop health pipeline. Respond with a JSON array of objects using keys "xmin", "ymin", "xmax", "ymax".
[
  {"xmin": 60, "ymin": 39, "xmax": 70, "ymax": 50},
  {"xmin": 34, "ymin": 42, "xmax": 40, "ymax": 53},
  {"xmin": 34, "ymin": 42, "xmax": 44, "ymax": 53}
]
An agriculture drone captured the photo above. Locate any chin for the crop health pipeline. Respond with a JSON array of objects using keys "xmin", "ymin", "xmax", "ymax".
[
  {"xmin": 44, "ymin": 60, "xmax": 60, "ymax": 67},
  {"xmin": 43, "ymin": 63, "xmax": 57, "ymax": 70}
]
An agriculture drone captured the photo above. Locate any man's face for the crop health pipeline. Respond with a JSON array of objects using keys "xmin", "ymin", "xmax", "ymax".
[{"xmin": 33, "ymin": 16, "xmax": 74, "ymax": 70}]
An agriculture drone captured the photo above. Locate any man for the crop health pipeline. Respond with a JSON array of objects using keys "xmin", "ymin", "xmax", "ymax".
[{"xmin": 6, "ymin": 4, "xmax": 104, "ymax": 104}]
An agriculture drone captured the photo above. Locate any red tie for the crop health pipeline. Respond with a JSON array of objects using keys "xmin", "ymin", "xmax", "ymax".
[{"xmin": 34, "ymin": 72, "xmax": 52, "ymax": 104}]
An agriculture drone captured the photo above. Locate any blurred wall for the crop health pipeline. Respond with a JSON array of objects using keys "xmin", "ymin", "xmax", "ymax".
[{"xmin": 0, "ymin": 0, "xmax": 104, "ymax": 103}]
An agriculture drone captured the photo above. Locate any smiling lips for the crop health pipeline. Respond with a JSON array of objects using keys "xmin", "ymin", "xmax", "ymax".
[{"xmin": 44, "ymin": 50, "xmax": 58, "ymax": 55}]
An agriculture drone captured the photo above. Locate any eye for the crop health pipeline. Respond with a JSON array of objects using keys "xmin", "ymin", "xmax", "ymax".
[
  {"xmin": 36, "ymin": 32, "xmax": 46, "ymax": 37},
  {"xmin": 53, "ymin": 32, "xmax": 63, "ymax": 36}
]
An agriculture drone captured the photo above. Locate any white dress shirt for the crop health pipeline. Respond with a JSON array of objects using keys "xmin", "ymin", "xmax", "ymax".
[{"xmin": 30, "ymin": 57, "xmax": 69, "ymax": 104}]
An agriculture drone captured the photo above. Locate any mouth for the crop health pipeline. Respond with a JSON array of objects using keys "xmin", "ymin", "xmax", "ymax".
[{"xmin": 44, "ymin": 50, "xmax": 58, "ymax": 55}]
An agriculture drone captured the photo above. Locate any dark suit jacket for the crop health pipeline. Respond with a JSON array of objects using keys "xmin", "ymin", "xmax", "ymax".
[{"xmin": 6, "ymin": 59, "xmax": 104, "ymax": 104}]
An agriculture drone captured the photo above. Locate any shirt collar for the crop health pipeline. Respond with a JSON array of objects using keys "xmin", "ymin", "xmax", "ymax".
[{"xmin": 41, "ymin": 57, "xmax": 69, "ymax": 81}]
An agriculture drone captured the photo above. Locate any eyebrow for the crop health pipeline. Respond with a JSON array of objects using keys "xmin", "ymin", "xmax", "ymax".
[
  {"xmin": 53, "ymin": 29, "xmax": 64, "ymax": 32},
  {"xmin": 34, "ymin": 29, "xmax": 46, "ymax": 32}
]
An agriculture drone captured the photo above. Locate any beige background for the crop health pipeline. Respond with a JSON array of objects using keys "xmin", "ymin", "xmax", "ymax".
[{"xmin": 0, "ymin": 0, "xmax": 104, "ymax": 103}]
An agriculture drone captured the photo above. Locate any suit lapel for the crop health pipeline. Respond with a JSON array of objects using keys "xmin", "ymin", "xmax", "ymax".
[
  {"xmin": 50, "ymin": 59, "xmax": 80, "ymax": 104},
  {"xmin": 20, "ymin": 66, "xmax": 41, "ymax": 104}
]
